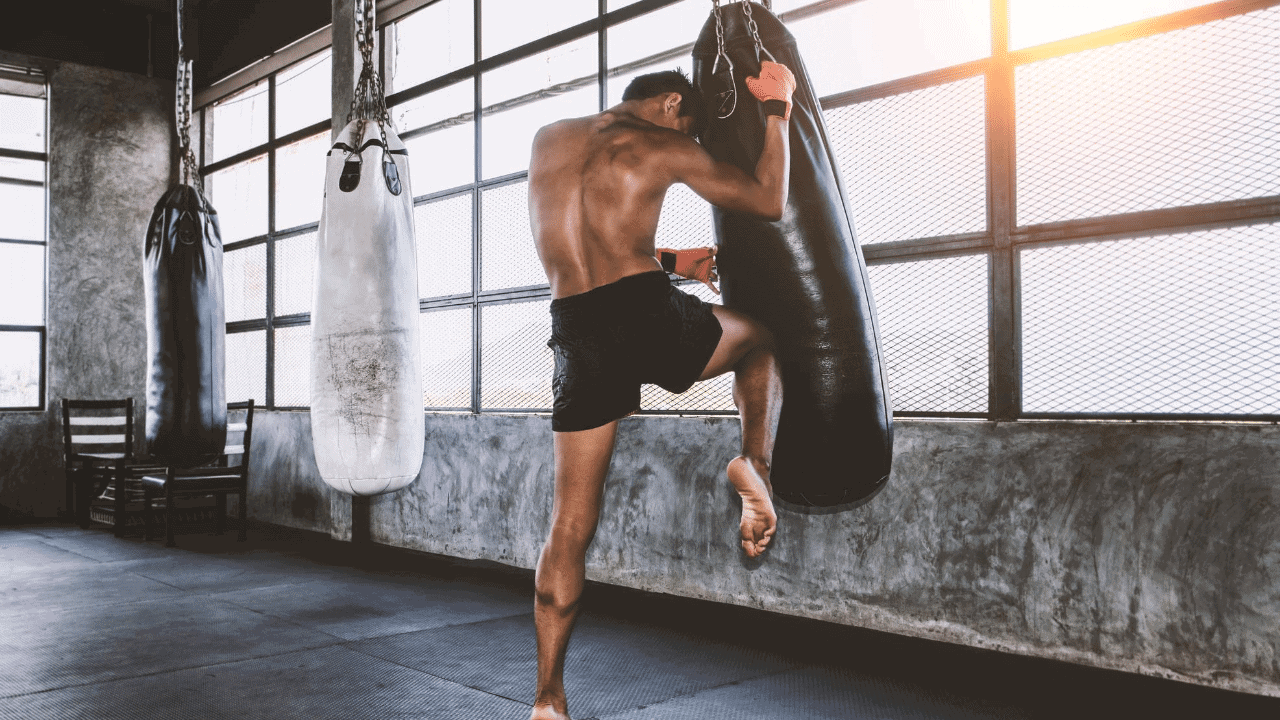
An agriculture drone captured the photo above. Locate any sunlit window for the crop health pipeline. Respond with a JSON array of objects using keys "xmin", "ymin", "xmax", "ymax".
[
  {"xmin": 201, "ymin": 49, "xmax": 332, "ymax": 410},
  {"xmin": 0, "ymin": 73, "xmax": 47, "ymax": 410},
  {"xmin": 199, "ymin": 0, "xmax": 1278, "ymax": 421}
]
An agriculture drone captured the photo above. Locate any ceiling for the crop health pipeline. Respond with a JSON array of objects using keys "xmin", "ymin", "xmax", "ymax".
[{"xmin": 1, "ymin": 0, "xmax": 330, "ymax": 88}]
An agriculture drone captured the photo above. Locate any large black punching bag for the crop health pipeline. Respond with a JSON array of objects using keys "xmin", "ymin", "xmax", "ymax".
[
  {"xmin": 693, "ymin": 2, "xmax": 892, "ymax": 507},
  {"xmin": 144, "ymin": 184, "xmax": 227, "ymax": 466}
]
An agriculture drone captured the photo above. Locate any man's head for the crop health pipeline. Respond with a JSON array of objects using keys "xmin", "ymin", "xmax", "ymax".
[{"xmin": 622, "ymin": 69, "xmax": 708, "ymax": 139}]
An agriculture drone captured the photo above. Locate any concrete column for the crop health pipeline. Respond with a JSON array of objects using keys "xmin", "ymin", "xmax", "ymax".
[{"xmin": 331, "ymin": 0, "xmax": 359, "ymax": 140}]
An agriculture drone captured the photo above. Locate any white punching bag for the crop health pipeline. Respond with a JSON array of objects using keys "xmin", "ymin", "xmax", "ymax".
[{"xmin": 310, "ymin": 117, "xmax": 424, "ymax": 496}]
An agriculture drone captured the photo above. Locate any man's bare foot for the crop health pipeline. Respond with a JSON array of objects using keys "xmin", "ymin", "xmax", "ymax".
[
  {"xmin": 727, "ymin": 456, "xmax": 777, "ymax": 557},
  {"xmin": 530, "ymin": 702, "xmax": 570, "ymax": 720}
]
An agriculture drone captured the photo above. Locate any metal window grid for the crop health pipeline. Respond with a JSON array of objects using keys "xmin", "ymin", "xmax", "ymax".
[
  {"xmin": 1, "ymin": 77, "xmax": 48, "ymax": 411},
  {"xmin": 202, "ymin": 0, "xmax": 1280, "ymax": 422}
]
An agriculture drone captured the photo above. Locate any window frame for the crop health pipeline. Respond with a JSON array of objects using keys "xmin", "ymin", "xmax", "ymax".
[
  {"xmin": 196, "ymin": 0, "xmax": 1280, "ymax": 422},
  {"xmin": 0, "ymin": 72, "xmax": 49, "ymax": 412}
]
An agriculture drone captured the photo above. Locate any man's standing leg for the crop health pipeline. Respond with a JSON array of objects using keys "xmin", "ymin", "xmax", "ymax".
[{"xmin": 531, "ymin": 420, "xmax": 619, "ymax": 720}]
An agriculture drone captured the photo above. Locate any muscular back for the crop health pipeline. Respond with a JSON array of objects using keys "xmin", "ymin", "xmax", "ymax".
[{"xmin": 529, "ymin": 111, "xmax": 685, "ymax": 299}]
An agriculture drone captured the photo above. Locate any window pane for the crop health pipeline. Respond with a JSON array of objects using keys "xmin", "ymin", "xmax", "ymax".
[
  {"xmin": 389, "ymin": 0, "xmax": 474, "ymax": 91},
  {"xmin": 481, "ymin": 181, "xmax": 544, "ymax": 291},
  {"xmin": 655, "ymin": 182, "xmax": 714, "ymax": 251},
  {"xmin": 1012, "ymin": 0, "xmax": 1211, "ymax": 50},
  {"xmin": 0, "ymin": 243, "xmax": 43, "ymax": 324},
  {"xmin": 421, "ymin": 307, "xmax": 472, "ymax": 409},
  {"xmin": 207, "ymin": 155, "xmax": 268, "ymax": 242},
  {"xmin": 606, "ymin": 0, "xmax": 706, "ymax": 106},
  {"xmin": 275, "ymin": 231, "xmax": 316, "ymax": 317},
  {"xmin": 786, "ymin": 0, "xmax": 990, "ymax": 97},
  {"xmin": 1022, "ymin": 225, "xmax": 1280, "ymax": 416},
  {"xmin": 482, "ymin": 35, "xmax": 597, "ymax": 179},
  {"xmin": 0, "ymin": 331, "xmax": 39, "ymax": 407},
  {"xmin": 225, "ymin": 330, "xmax": 266, "ymax": 405},
  {"xmin": 480, "ymin": 299, "xmax": 553, "ymax": 410},
  {"xmin": 827, "ymin": 77, "xmax": 987, "ymax": 244},
  {"xmin": 868, "ymin": 255, "xmax": 989, "ymax": 414},
  {"xmin": 0, "ymin": 157, "xmax": 44, "ymax": 182},
  {"xmin": 416, "ymin": 193, "xmax": 473, "ymax": 298},
  {"xmin": 274, "ymin": 324, "xmax": 311, "ymax": 407},
  {"xmin": 0, "ymin": 183, "xmax": 44, "ymax": 241},
  {"xmin": 1015, "ymin": 7, "xmax": 1280, "ymax": 225},
  {"xmin": 275, "ymin": 131, "xmax": 328, "ymax": 231},
  {"xmin": 482, "ymin": 0, "xmax": 595, "ymax": 58},
  {"xmin": 275, "ymin": 50, "xmax": 331, "ymax": 137},
  {"xmin": 207, "ymin": 80, "xmax": 269, "ymax": 163},
  {"xmin": 224, "ymin": 244, "xmax": 267, "ymax": 322},
  {"xmin": 0, "ymin": 94, "xmax": 45, "ymax": 152},
  {"xmin": 395, "ymin": 79, "xmax": 475, "ymax": 195}
]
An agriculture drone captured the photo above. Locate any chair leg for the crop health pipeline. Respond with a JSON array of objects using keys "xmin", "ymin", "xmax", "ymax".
[
  {"xmin": 164, "ymin": 486, "xmax": 176, "ymax": 548},
  {"xmin": 237, "ymin": 487, "xmax": 247, "ymax": 542},
  {"xmin": 77, "ymin": 479, "xmax": 91, "ymax": 529},
  {"xmin": 113, "ymin": 477, "xmax": 126, "ymax": 538},
  {"xmin": 215, "ymin": 492, "xmax": 227, "ymax": 535},
  {"xmin": 142, "ymin": 486, "xmax": 153, "ymax": 541},
  {"xmin": 65, "ymin": 473, "xmax": 75, "ymax": 523}
]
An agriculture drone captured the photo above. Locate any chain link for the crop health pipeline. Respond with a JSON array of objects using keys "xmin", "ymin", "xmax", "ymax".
[
  {"xmin": 175, "ymin": 0, "xmax": 202, "ymax": 194},
  {"xmin": 741, "ymin": 1, "xmax": 771, "ymax": 60},
  {"xmin": 348, "ymin": 0, "xmax": 393, "ymax": 155}
]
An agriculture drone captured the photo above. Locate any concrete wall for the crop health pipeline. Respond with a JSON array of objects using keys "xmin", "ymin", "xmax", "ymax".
[
  {"xmin": 0, "ymin": 60, "xmax": 171, "ymax": 519},
  {"xmin": 249, "ymin": 411, "xmax": 1280, "ymax": 698}
]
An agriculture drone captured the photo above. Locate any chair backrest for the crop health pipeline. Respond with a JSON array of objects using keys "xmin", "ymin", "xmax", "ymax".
[
  {"xmin": 61, "ymin": 398, "xmax": 134, "ymax": 463},
  {"xmin": 224, "ymin": 400, "xmax": 255, "ymax": 473}
]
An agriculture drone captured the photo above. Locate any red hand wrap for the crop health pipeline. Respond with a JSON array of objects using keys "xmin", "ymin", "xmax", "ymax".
[
  {"xmin": 745, "ymin": 61, "xmax": 796, "ymax": 120},
  {"xmin": 657, "ymin": 246, "xmax": 720, "ymax": 295}
]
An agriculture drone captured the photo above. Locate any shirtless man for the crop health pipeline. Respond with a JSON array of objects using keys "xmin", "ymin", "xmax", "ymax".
[{"xmin": 527, "ymin": 65, "xmax": 796, "ymax": 720}]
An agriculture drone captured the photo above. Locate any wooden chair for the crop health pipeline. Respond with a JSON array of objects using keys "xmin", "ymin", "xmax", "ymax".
[
  {"xmin": 62, "ymin": 398, "xmax": 137, "ymax": 535},
  {"xmin": 141, "ymin": 400, "xmax": 255, "ymax": 546}
]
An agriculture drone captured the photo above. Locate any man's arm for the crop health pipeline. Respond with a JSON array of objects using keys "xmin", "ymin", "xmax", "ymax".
[{"xmin": 666, "ymin": 61, "xmax": 796, "ymax": 221}]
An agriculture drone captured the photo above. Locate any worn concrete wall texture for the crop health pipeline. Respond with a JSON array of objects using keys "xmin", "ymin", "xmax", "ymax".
[
  {"xmin": 0, "ymin": 61, "xmax": 170, "ymax": 518},
  {"xmin": 248, "ymin": 412, "xmax": 1280, "ymax": 697}
]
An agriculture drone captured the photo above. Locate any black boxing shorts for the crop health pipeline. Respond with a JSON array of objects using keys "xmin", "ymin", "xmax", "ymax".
[{"xmin": 547, "ymin": 271, "xmax": 723, "ymax": 432}]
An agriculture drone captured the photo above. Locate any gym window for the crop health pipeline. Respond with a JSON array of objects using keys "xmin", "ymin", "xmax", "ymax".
[
  {"xmin": 200, "ymin": 0, "xmax": 1280, "ymax": 422},
  {"xmin": 0, "ymin": 66, "xmax": 48, "ymax": 411}
]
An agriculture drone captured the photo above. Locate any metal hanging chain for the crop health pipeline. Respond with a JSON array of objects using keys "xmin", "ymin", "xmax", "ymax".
[
  {"xmin": 348, "ymin": 0, "xmax": 392, "ymax": 154},
  {"xmin": 712, "ymin": 0, "xmax": 727, "ymax": 64},
  {"xmin": 740, "ymin": 1, "xmax": 774, "ymax": 61},
  {"xmin": 710, "ymin": 0, "xmax": 737, "ymax": 119},
  {"xmin": 175, "ymin": 0, "xmax": 202, "ymax": 194}
]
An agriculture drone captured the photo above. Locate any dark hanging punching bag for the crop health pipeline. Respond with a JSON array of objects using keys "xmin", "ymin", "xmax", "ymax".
[
  {"xmin": 144, "ymin": 184, "xmax": 227, "ymax": 466},
  {"xmin": 693, "ymin": 2, "xmax": 892, "ymax": 507},
  {"xmin": 144, "ymin": 4, "xmax": 226, "ymax": 467}
]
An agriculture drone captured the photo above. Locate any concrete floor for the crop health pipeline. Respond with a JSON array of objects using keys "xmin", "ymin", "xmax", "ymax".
[{"xmin": 1, "ymin": 523, "xmax": 1277, "ymax": 720}]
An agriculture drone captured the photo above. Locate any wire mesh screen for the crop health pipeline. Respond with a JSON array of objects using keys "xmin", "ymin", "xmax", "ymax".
[
  {"xmin": 225, "ymin": 330, "xmax": 266, "ymax": 405},
  {"xmin": 1016, "ymin": 5, "xmax": 1280, "ymax": 226},
  {"xmin": 273, "ymin": 324, "xmax": 311, "ymax": 407},
  {"xmin": 825, "ymin": 76, "xmax": 987, "ymax": 244},
  {"xmin": 480, "ymin": 299, "xmax": 554, "ymax": 410},
  {"xmin": 421, "ymin": 307, "xmax": 473, "ymax": 409},
  {"xmin": 416, "ymin": 192, "xmax": 473, "ymax": 299},
  {"xmin": 867, "ymin": 254, "xmax": 989, "ymax": 414},
  {"xmin": 0, "ymin": 330, "xmax": 40, "ymax": 407},
  {"xmin": 274, "ymin": 232, "xmax": 315, "ymax": 317},
  {"xmin": 639, "ymin": 281, "xmax": 735, "ymax": 413},
  {"xmin": 223, "ymin": 243, "xmax": 267, "ymax": 322},
  {"xmin": 481, "ymin": 180, "xmax": 546, "ymax": 291},
  {"xmin": 655, "ymin": 183, "xmax": 715, "ymax": 250},
  {"xmin": 1021, "ymin": 223, "xmax": 1280, "ymax": 416}
]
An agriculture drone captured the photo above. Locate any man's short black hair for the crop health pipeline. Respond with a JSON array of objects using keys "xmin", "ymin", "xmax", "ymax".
[{"xmin": 622, "ymin": 69, "xmax": 708, "ymax": 138}]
